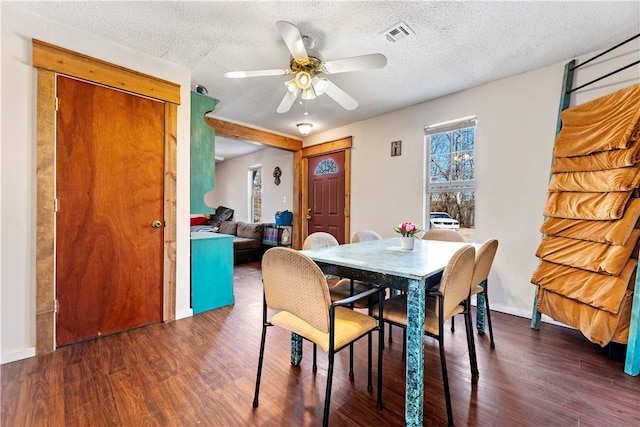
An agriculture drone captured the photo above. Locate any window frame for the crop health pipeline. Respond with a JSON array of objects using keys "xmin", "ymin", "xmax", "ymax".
[
  {"xmin": 248, "ymin": 165, "xmax": 262, "ymax": 223},
  {"xmin": 423, "ymin": 116, "xmax": 477, "ymax": 231}
]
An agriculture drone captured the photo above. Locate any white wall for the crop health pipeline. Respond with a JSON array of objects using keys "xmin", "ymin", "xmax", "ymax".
[
  {"xmin": 304, "ymin": 41, "xmax": 640, "ymax": 321},
  {"xmin": 2, "ymin": 3, "xmax": 637, "ymax": 362},
  {"xmin": 1, "ymin": 5, "xmax": 193, "ymax": 363},
  {"xmin": 211, "ymin": 147, "xmax": 294, "ymax": 223}
]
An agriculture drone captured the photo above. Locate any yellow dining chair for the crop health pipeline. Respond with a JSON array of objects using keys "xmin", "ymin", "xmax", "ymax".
[
  {"xmin": 254, "ymin": 247, "xmax": 384, "ymax": 427},
  {"xmin": 468, "ymin": 239, "xmax": 499, "ymax": 348},
  {"xmin": 302, "ymin": 231, "xmax": 341, "ymax": 250},
  {"xmin": 422, "ymin": 228, "xmax": 466, "ymax": 242},
  {"xmin": 386, "ymin": 228, "xmax": 467, "ymax": 345},
  {"xmin": 329, "ymin": 230, "xmax": 382, "ymax": 307},
  {"xmin": 373, "ymin": 245, "xmax": 477, "ymax": 427},
  {"xmin": 303, "ymin": 231, "xmax": 381, "ymax": 379}
]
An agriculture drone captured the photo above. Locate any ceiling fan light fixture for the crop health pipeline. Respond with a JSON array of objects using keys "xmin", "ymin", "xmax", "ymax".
[
  {"xmin": 284, "ymin": 78, "xmax": 298, "ymax": 94},
  {"xmin": 313, "ymin": 77, "xmax": 329, "ymax": 96},
  {"xmin": 297, "ymin": 122, "xmax": 313, "ymax": 135},
  {"xmin": 295, "ymin": 71, "xmax": 312, "ymax": 89},
  {"xmin": 301, "ymin": 87, "xmax": 316, "ymax": 100}
]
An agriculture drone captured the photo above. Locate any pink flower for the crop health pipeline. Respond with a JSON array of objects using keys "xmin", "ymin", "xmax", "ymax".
[
  {"xmin": 394, "ymin": 221, "xmax": 422, "ymax": 237},
  {"xmin": 402, "ymin": 222, "xmax": 416, "ymax": 233}
]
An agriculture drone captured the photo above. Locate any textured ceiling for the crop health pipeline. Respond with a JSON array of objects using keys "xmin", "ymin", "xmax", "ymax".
[{"xmin": 8, "ymin": 1, "xmax": 640, "ymax": 158}]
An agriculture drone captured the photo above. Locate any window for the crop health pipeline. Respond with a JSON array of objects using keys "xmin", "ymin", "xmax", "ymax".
[
  {"xmin": 314, "ymin": 158, "xmax": 339, "ymax": 175},
  {"xmin": 248, "ymin": 166, "xmax": 262, "ymax": 223},
  {"xmin": 424, "ymin": 117, "xmax": 476, "ymax": 240}
]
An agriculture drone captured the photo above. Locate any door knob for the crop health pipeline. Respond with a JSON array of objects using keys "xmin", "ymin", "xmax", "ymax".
[
  {"xmin": 152, "ymin": 220, "xmax": 163, "ymax": 228},
  {"xmin": 306, "ymin": 208, "xmax": 312, "ymax": 221}
]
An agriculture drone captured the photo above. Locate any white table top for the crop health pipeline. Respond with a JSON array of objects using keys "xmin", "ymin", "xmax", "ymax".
[{"xmin": 300, "ymin": 237, "xmax": 472, "ymax": 281}]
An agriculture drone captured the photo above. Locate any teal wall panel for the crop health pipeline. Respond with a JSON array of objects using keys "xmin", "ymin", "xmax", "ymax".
[{"xmin": 190, "ymin": 91, "xmax": 219, "ymax": 214}]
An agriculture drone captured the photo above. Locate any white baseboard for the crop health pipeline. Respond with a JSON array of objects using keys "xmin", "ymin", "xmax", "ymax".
[
  {"xmin": 1, "ymin": 347, "xmax": 36, "ymax": 364},
  {"xmin": 175, "ymin": 308, "xmax": 193, "ymax": 320},
  {"xmin": 471, "ymin": 300, "xmax": 571, "ymax": 329}
]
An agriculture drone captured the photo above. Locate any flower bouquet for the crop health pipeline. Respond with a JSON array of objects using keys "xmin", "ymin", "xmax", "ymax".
[
  {"xmin": 394, "ymin": 221, "xmax": 422, "ymax": 249},
  {"xmin": 393, "ymin": 221, "xmax": 422, "ymax": 238}
]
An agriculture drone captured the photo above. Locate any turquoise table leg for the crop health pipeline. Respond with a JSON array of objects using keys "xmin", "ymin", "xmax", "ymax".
[
  {"xmin": 531, "ymin": 285, "xmax": 542, "ymax": 329},
  {"xmin": 291, "ymin": 333, "xmax": 303, "ymax": 366},
  {"xmin": 624, "ymin": 263, "xmax": 640, "ymax": 376},
  {"xmin": 475, "ymin": 281, "xmax": 486, "ymax": 334},
  {"xmin": 405, "ymin": 279, "xmax": 425, "ymax": 426}
]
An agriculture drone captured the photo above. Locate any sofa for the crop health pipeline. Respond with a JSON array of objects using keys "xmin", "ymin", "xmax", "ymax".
[{"xmin": 217, "ymin": 221, "xmax": 265, "ymax": 263}]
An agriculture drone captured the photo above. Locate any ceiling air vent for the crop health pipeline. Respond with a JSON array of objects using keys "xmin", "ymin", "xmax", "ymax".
[{"xmin": 382, "ymin": 21, "xmax": 415, "ymax": 43}]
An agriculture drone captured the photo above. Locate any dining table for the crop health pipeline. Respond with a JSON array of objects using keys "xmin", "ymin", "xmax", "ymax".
[{"xmin": 299, "ymin": 237, "xmax": 476, "ymax": 427}]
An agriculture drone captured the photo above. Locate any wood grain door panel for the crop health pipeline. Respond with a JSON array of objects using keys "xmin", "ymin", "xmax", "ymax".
[{"xmin": 56, "ymin": 76, "xmax": 164, "ymax": 346}]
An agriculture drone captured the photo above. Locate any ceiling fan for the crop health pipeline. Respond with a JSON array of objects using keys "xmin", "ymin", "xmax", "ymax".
[{"xmin": 224, "ymin": 21, "xmax": 387, "ymax": 113}]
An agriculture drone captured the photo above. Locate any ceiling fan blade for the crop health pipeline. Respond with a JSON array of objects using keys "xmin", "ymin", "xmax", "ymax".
[
  {"xmin": 323, "ymin": 79, "xmax": 358, "ymax": 110},
  {"xmin": 277, "ymin": 89, "xmax": 300, "ymax": 113},
  {"xmin": 276, "ymin": 21, "xmax": 308, "ymax": 61},
  {"xmin": 224, "ymin": 69, "xmax": 289, "ymax": 78},
  {"xmin": 323, "ymin": 53, "xmax": 387, "ymax": 74}
]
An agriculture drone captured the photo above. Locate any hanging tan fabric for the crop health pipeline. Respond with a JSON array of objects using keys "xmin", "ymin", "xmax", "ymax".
[
  {"xmin": 535, "ymin": 229, "xmax": 640, "ymax": 275},
  {"xmin": 548, "ymin": 163, "xmax": 640, "ymax": 193},
  {"xmin": 533, "ymin": 82, "xmax": 640, "ymax": 348},
  {"xmin": 543, "ymin": 190, "xmax": 632, "ymax": 220},
  {"xmin": 552, "ymin": 83, "xmax": 640, "ymax": 158},
  {"xmin": 539, "ymin": 198, "xmax": 640, "ymax": 245},
  {"xmin": 536, "ymin": 285, "xmax": 633, "ymax": 346},
  {"xmin": 531, "ymin": 259, "xmax": 636, "ymax": 313},
  {"xmin": 551, "ymin": 121, "xmax": 640, "ymax": 172}
]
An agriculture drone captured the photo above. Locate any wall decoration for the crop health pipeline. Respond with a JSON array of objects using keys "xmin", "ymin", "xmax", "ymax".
[
  {"xmin": 273, "ymin": 166, "xmax": 282, "ymax": 185},
  {"xmin": 391, "ymin": 140, "xmax": 402, "ymax": 156}
]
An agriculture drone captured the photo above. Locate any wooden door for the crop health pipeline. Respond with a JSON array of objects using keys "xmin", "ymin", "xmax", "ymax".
[
  {"xmin": 307, "ymin": 151, "xmax": 346, "ymax": 243},
  {"xmin": 55, "ymin": 76, "xmax": 165, "ymax": 346}
]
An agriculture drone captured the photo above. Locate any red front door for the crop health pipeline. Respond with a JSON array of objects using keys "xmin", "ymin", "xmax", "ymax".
[{"xmin": 307, "ymin": 151, "xmax": 346, "ymax": 243}]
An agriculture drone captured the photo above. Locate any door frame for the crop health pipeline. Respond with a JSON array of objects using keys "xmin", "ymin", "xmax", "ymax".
[
  {"xmin": 33, "ymin": 40, "xmax": 181, "ymax": 354},
  {"xmin": 298, "ymin": 137, "xmax": 352, "ymax": 245},
  {"xmin": 204, "ymin": 117, "xmax": 304, "ymax": 245}
]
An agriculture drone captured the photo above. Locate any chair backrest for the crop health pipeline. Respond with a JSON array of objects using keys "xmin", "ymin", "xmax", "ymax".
[
  {"xmin": 422, "ymin": 229, "xmax": 466, "ymax": 242},
  {"xmin": 261, "ymin": 247, "xmax": 331, "ymax": 333},
  {"xmin": 472, "ymin": 239, "xmax": 499, "ymax": 288},
  {"xmin": 438, "ymin": 245, "xmax": 476, "ymax": 320},
  {"xmin": 303, "ymin": 232, "xmax": 339, "ymax": 249},
  {"xmin": 352, "ymin": 230, "xmax": 382, "ymax": 243}
]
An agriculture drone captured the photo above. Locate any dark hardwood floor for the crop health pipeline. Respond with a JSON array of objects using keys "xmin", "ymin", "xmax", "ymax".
[{"xmin": 2, "ymin": 261, "xmax": 639, "ymax": 426}]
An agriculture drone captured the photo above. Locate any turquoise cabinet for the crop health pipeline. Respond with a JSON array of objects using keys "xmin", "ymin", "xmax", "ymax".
[
  {"xmin": 191, "ymin": 233, "xmax": 234, "ymax": 314},
  {"xmin": 190, "ymin": 91, "xmax": 219, "ymax": 214}
]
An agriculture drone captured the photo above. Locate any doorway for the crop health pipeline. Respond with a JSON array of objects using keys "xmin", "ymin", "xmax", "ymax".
[
  {"xmin": 306, "ymin": 151, "xmax": 346, "ymax": 243},
  {"xmin": 55, "ymin": 76, "xmax": 165, "ymax": 346},
  {"xmin": 33, "ymin": 40, "xmax": 179, "ymax": 353},
  {"xmin": 300, "ymin": 137, "xmax": 352, "ymax": 245}
]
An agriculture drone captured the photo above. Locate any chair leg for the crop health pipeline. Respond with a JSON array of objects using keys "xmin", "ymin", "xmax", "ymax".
[
  {"xmin": 401, "ymin": 327, "xmax": 407, "ymax": 360},
  {"xmin": 451, "ymin": 315, "xmax": 455, "ymax": 333},
  {"xmin": 323, "ymin": 350, "xmax": 335, "ymax": 427},
  {"xmin": 253, "ymin": 324, "xmax": 268, "ymax": 407},
  {"xmin": 484, "ymin": 287, "xmax": 495, "ymax": 349},
  {"xmin": 438, "ymin": 334, "xmax": 454, "ymax": 426},
  {"xmin": 313, "ymin": 343, "xmax": 318, "ymax": 373},
  {"xmin": 349, "ymin": 343, "xmax": 355, "ymax": 380},
  {"xmin": 388, "ymin": 323, "xmax": 393, "ymax": 344},
  {"xmin": 464, "ymin": 300, "xmax": 480, "ymax": 382},
  {"xmin": 377, "ymin": 326, "xmax": 383, "ymax": 410},
  {"xmin": 367, "ymin": 332, "xmax": 373, "ymax": 392}
]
